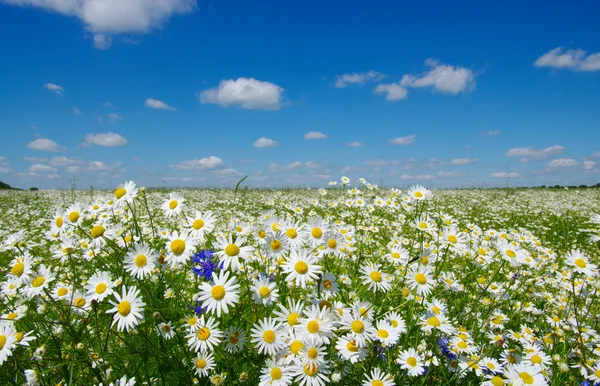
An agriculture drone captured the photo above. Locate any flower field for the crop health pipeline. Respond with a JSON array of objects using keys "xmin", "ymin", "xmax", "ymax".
[{"xmin": 1, "ymin": 179, "xmax": 600, "ymax": 386}]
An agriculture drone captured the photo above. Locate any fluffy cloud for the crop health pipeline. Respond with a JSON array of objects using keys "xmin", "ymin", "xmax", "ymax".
[
  {"xmin": 29, "ymin": 164, "xmax": 58, "ymax": 173},
  {"xmin": 83, "ymin": 132, "xmax": 128, "ymax": 147},
  {"xmin": 334, "ymin": 71, "xmax": 385, "ymax": 88},
  {"xmin": 348, "ymin": 141, "xmax": 363, "ymax": 147},
  {"xmin": 506, "ymin": 145, "xmax": 565, "ymax": 161},
  {"xmin": 43, "ymin": 83, "xmax": 63, "ymax": 94},
  {"xmin": 27, "ymin": 138, "xmax": 62, "ymax": 152},
  {"xmin": 145, "ymin": 98, "xmax": 176, "ymax": 110},
  {"xmin": 50, "ymin": 156, "xmax": 85, "ymax": 166},
  {"xmin": 373, "ymin": 83, "xmax": 408, "ymax": 101},
  {"xmin": 171, "ymin": 156, "xmax": 223, "ymax": 170},
  {"xmin": 584, "ymin": 160, "xmax": 597, "ymax": 170},
  {"xmin": 211, "ymin": 168, "xmax": 242, "ymax": 177},
  {"xmin": 253, "ymin": 137, "xmax": 278, "ymax": 148},
  {"xmin": 269, "ymin": 161, "xmax": 320, "ymax": 172},
  {"xmin": 4, "ymin": 0, "xmax": 197, "ymax": 49},
  {"xmin": 388, "ymin": 135, "xmax": 416, "ymax": 145},
  {"xmin": 399, "ymin": 58, "xmax": 475, "ymax": 94},
  {"xmin": 365, "ymin": 159, "xmax": 399, "ymax": 167},
  {"xmin": 437, "ymin": 171, "xmax": 459, "ymax": 178},
  {"xmin": 73, "ymin": 108, "xmax": 81, "ymax": 115},
  {"xmin": 399, "ymin": 174, "xmax": 436, "ymax": 180},
  {"xmin": 481, "ymin": 130, "xmax": 501, "ymax": 136},
  {"xmin": 199, "ymin": 78, "xmax": 284, "ymax": 110},
  {"xmin": 304, "ymin": 131, "xmax": 326, "ymax": 140},
  {"xmin": 451, "ymin": 158, "xmax": 477, "ymax": 165},
  {"xmin": 534, "ymin": 47, "xmax": 600, "ymax": 71},
  {"xmin": 547, "ymin": 158, "xmax": 577, "ymax": 168},
  {"xmin": 107, "ymin": 113, "xmax": 123, "ymax": 122},
  {"xmin": 490, "ymin": 172, "xmax": 520, "ymax": 178}
]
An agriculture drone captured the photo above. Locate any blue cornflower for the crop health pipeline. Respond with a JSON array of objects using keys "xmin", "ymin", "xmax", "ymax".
[
  {"xmin": 191, "ymin": 249, "xmax": 222, "ymax": 280},
  {"xmin": 190, "ymin": 301, "xmax": 207, "ymax": 315},
  {"xmin": 437, "ymin": 337, "xmax": 457, "ymax": 361}
]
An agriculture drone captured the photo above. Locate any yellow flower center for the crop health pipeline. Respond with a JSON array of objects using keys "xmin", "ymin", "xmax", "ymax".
[
  {"xmin": 57, "ymin": 287, "xmax": 68, "ymax": 296},
  {"xmin": 519, "ymin": 372, "xmax": 534, "ymax": 384},
  {"xmin": 414, "ymin": 191, "xmax": 423, "ymax": 198},
  {"xmin": 75, "ymin": 297, "xmax": 86, "ymax": 307},
  {"xmin": 505, "ymin": 250, "xmax": 516, "ymax": 258},
  {"xmin": 225, "ymin": 244, "xmax": 240, "ymax": 256},
  {"xmin": 286, "ymin": 229, "xmax": 297, "ymax": 239},
  {"xmin": 323, "ymin": 280, "xmax": 332, "ymax": 289},
  {"xmin": 307, "ymin": 320, "xmax": 320, "ymax": 333},
  {"xmin": 447, "ymin": 235, "xmax": 457, "ymax": 244},
  {"xmin": 91, "ymin": 225, "xmax": 105, "ymax": 239},
  {"xmin": 211, "ymin": 285, "xmax": 226, "ymax": 300},
  {"xmin": 68, "ymin": 212, "xmax": 80, "ymax": 223},
  {"xmin": 377, "ymin": 329, "xmax": 389, "ymax": 338},
  {"xmin": 427, "ymin": 316, "xmax": 441, "ymax": 327},
  {"xmin": 135, "ymin": 255, "xmax": 147, "ymax": 267},
  {"xmin": 311, "ymin": 228, "xmax": 323, "ymax": 239},
  {"xmin": 170, "ymin": 239, "xmax": 186, "ymax": 255},
  {"xmin": 197, "ymin": 327, "xmax": 210, "ymax": 340},
  {"xmin": 259, "ymin": 286, "xmax": 271, "ymax": 298},
  {"xmin": 307, "ymin": 347, "xmax": 318, "ymax": 359},
  {"xmin": 169, "ymin": 200, "xmax": 178, "ymax": 209},
  {"xmin": 195, "ymin": 359, "xmax": 207, "ymax": 369},
  {"xmin": 270, "ymin": 367, "xmax": 283, "ymax": 380},
  {"xmin": 346, "ymin": 340, "xmax": 359, "ymax": 352},
  {"xmin": 271, "ymin": 240, "xmax": 282, "ymax": 251},
  {"xmin": 327, "ymin": 239, "xmax": 337, "ymax": 249},
  {"xmin": 271, "ymin": 223, "xmax": 280, "ymax": 231},
  {"xmin": 457, "ymin": 341, "xmax": 468, "ymax": 349},
  {"xmin": 575, "ymin": 258, "xmax": 587, "ymax": 268},
  {"xmin": 303, "ymin": 364, "xmax": 318, "ymax": 376},
  {"xmin": 7, "ymin": 313, "xmax": 18, "ymax": 320},
  {"xmin": 95, "ymin": 283, "xmax": 107, "ymax": 294},
  {"xmin": 31, "ymin": 276, "xmax": 45, "ymax": 288},
  {"xmin": 415, "ymin": 273, "xmax": 427, "ymax": 285},
  {"xmin": 55, "ymin": 217, "xmax": 63, "ymax": 228},
  {"xmin": 295, "ymin": 261, "xmax": 309, "ymax": 274},
  {"xmin": 115, "ymin": 187, "xmax": 127, "ymax": 199},
  {"xmin": 391, "ymin": 320, "xmax": 399, "ymax": 328},
  {"xmin": 263, "ymin": 330, "xmax": 276, "ymax": 343},
  {"xmin": 418, "ymin": 222, "xmax": 428, "ymax": 229},
  {"xmin": 229, "ymin": 332, "xmax": 239, "ymax": 344},
  {"xmin": 290, "ymin": 340, "xmax": 304, "ymax": 354},
  {"xmin": 421, "ymin": 255, "xmax": 429, "ymax": 265},
  {"xmin": 351, "ymin": 320, "xmax": 365, "ymax": 333},
  {"xmin": 193, "ymin": 219, "xmax": 205, "ymax": 230},
  {"xmin": 370, "ymin": 271, "xmax": 382, "ymax": 282},
  {"xmin": 0, "ymin": 335, "xmax": 6, "ymax": 350},
  {"xmin": 288, "ymin": 312, "xmax": 299, "ymax": 326},
  {"xmin": 530, "ymin": 355, "xmax": 542, "ymax": 364},
  {"xmin": 10, "ymin": 263, "xmax": 25, "ymax": 277},
  {"xmin": 372, "ymin": 381, "xmax": 384, "ymax": 386},
  {"xmin": 117, "ymin": 301, "xmax": 131, "ymax": 316},
  {"xmin": 187, "ymin": 317, "xmax": 197, "ymax": 326},
  {"xmin": 407, "ymin": 356, "xmax": 417, "ymax": 367}
]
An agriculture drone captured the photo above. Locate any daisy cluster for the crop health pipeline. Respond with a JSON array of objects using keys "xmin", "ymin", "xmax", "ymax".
[{"xmin": 1, "ymin": 179, "xmax": 600, "ymax": 385}]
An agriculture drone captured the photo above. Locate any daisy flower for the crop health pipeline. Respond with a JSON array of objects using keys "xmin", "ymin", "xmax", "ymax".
[
  {"xmin": 161, "ymin": 192, "xmax": 185, "ymax": 217},
  {"xmin": 186, "ymin": 210, "xmax": 217, "ymax": 240},
  {"xmin": 281, "ymin": 221, "xmax": 307, "ymax": 248},
  {"xmin": 251, "ymin": 317, "xmax": 286, "ymax": 356},
  {"xmin": 290, "ymin": 361, "xmax": 331, "ymax": 386},
  {"xmin": 165, "ymin": 231, "xmax": 196, "ymax": 266},
  {"xmin": 406, "ymin": 266, "xmax": 435, "ymax": 297},
  {"xmin": 362, "ymin": 368, "xmax": 395, "ymax": 386},
  {"xmin": 259, "ymin": 358, "xmax": 293, "ymax": 386},
  {"xmin": 307, "ymin": 217, "xmax": 329, "ymax": 246},
  {"xmin": 191, "ymin": 351, "xmax": 216, "ymax": 377},
  {"xmin": 274, "ymin": 298, "xmax": 305, "ymax": 333},
  {"xmin": 252, "ymin": 276, "xmax": 279, "ymax": 306},
  {"xmin": 224, "ymin": 327, "xmax": 247, "ymax": 353},
  {"xmin": 360, "ymin": 263, "xmax": 391, "ymax": 293},
  {"xmin": 503, "ymin": 363, "xmax": 547, "ymax": 386},
  {"xmin": 318, "ymin": 273, "xmax": 339, "ymax": 299},
  {"xmin": 85, "ymin": 271, "xmax": 116, "ymax": 302},
  {"xmin": 296, "ymin": 304, "xmax": 335, "ymax": 344},
  {"xmin": 106, "ymin": 286, "xmax": 146, "ymax": 332},
  {"xmin": 566, "ymin": 249, "xmax": 597, "ymax": 276},
  {"xmin": 65, "ymin": 203, "xmax": 84, "ymax": 226},
  {"xmin": 420, "ymin": 311, "xmax": 456, "ymax": 335},
  {"xmin": 125, "ymin": 243, "xmax": 157, "ymax": 279},
  {"xmin": 408, "ymin": 185, "xmax": 432, "ymax": 201},
  {"xmin": 213, "ymin": 234, "xmax": 255, "ymax": 271},
  {"xmin": 198, "ymin": 271, "xmax": 240, "ymax": 317},
  {"xmin": 23, "ymin": 264, "xmax": 55, "ymax": 299},
  {"xmin": 397, "ymin": 348, "xmax": 426, "ymax": 377},
  {"xmin": 186, "ymin": 315, "xmax": 223, "ymax": 353},
  {"xmin": 335, "ymin": 335, "xmax": 367, "ymax": 363},
  {"xmin": 373, "ymin": 321, "xmax": 400, "ymax": 346},
  {"xmin": 113, "ymin": 181, "xmax": 138, "ymax": 207},
  {"xmin": 7, "ymin": 252, "xmax": 33, "ymax": 284},
  {"xmin": 282, "ymin": 249, "xmax": 322, "ymax": 289},
  {"xmin": 385, "ymin": 312, "xmax": 407, "ymax": 334},
  {"xmin": 0, "ymin": 322, "xmax": 18, "ymax": 365},
  {"xmin": 340, "ymin": 311, "xmax": 374, "ymax": 348}
]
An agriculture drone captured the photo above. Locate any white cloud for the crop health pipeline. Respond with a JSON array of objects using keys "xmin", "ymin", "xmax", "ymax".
[
  {"xmin": 29, "ymin": 164, "xmax": 57, "ymax": 173},
  {"xmin": 341, "ymin": 166, "xmax": 359, "ymax": 173},
  {"xmin": 4, "ymin": 0, "xmax": 197, "ymax": 49},
  {"xmin": 199, "ymin": 77, "xmax": 284, "ymax": 110},
  {"xmin": 43, "ymin": 83, "xmax": 63, "ymax": 94},
  {"xmin": 83, "ymin": 132, "xmax": 128, "ymax": 147},
  {"xmin": 481, "ymin": 130, "xmax": 501, "ymax": 136},
  {"xmin": 73, "ymin": 107, "xmax": 81, "ymax": 115},
  {"xmin": 400, "ymin": 59, "xmax": 475, "ymax": 94},
  {"xmin": 212, "ymin": 168, "xmax": 242, "ymax": 177},
  {"xmin": 304, "ymin": 131, "xmax": 326, "ymax": 140},
  {"xmin": 534, "ymin": 47, "xmax": 600, "ymax": 71},
  {"xmin": 50, "ymin": 156, "xmax": 85, "ymax": 166},
  {"xmin": 107, "ymin": 113, "xmax": 123, "ymax": 121},
  {"xmin": 388, "ymin": 135, "xmax": 416, "ymax": 145},
  {"xmin": 490, "ymin": 172, "xmax": 520, "ymax": 178},
  {"xmin": 27, "ymin": 138, "xmax": 62, "ymax": 152},
  {"xmin": 348, "ymin": 141, "xmax": 363, "ymax": 147},
  {"xmin": 451, "ymin": 158, "xmax": 477, "ymax": 165},
  {"xmin": 399, "ymin": 174, "xmax": 436, "ymax": 180},
  {"xmin": 269, "ymin": 162, "xmax": 303, "ymax": 172},
  {"xmin": 253, "ymin": 137, "xmax": 278, "ymax": 148},
  {"xmin": 506, "ymin": 145, "xmax": 565, "ymax": 160},
  {"xmin": 437, "ymin": 171, "xmax": 459, "ymax": 177},
  {"xmin": 172, "ymin": 156, "xmax": 223, "ymax": 170},
  {"xmin": 584, "ymin": 160, "xmax": 596, "ymax": 170},
  {"xmin": 334, "ymin": 71, "xmax": 385, "ymax": 88},
  {"xmin": 0, "ymin": 167, "xmax": 13, "ymax": 174},
  {"xmin": 373, "ymin": 83, "xmax": 408, "ymax": 101},
  {"xmin": 145, "ymin": 98, "xmax": 176, "ymax": 110},
  {"xmin": 547, "ymin": 158, "xmax": 577, "ymax": 168},
  {"xmin": 365, "ymin": 159, "xmax": 399, "ymax": 167}
]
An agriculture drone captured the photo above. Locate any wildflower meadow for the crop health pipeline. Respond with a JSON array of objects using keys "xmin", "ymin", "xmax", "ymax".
[{"xmin": 1, "ymin": 178, "xmax": 600, "ymax": 386}]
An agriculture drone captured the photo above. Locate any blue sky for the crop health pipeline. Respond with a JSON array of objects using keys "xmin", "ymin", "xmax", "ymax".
[{"xmin": 0, "ymin": 0, "xmax": 599, "ymax": 189}]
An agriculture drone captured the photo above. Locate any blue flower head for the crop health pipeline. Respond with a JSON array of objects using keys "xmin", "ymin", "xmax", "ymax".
[
  {"xmin": 190, "ymin": 301, "xmax": 207, "ymax": 315},
  {"xmin": 191, "ymin": 249, "xmax": 222, "ymax": 280},
  {"xmin": 437, "ymin": 337, "xmax": 457, "ymax": 361}
]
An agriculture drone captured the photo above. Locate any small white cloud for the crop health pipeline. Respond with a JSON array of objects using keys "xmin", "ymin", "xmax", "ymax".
[
  {"xmin": 437, "ymin": 171, "xmax": 459, "ymax": 177},
  {"xmin": 93, "ymin": 33, "xmax": 112, "ymax": 50},
  {"xmin": 27, "ymin": 138, "xmax": 62, "ymax": 152},
  {"xmin": 199, "ymin": 77, "xmax": 284, "ymax": 110},
  {"xmin": 253, "ymin": 137, "xmax": 278, "ymax": 148},
  {"xmin": 373, "ymin": 83, "xmax": 408, "ymax": 101},
  {"xmin": 50, "ymin": 156, "xmax": 85, "ymax": 166},
  {"xmin": 171, "ymin": 156, "xmax": 223, "ymax": 170},
  {"xmin": 212, "ymin": 168, "xmax": 242, "ymax": 177},
  {"xmin": 44, "ymin": 83, "xmax": 63, "ymax": 94},
  {"xmin": 145, "ymin": 98, "xmax": 176, "ymax": 110},
  {"xmin": 481, "ymin": 130, "xmax": 501, "ymax": 136},
  {"xmin": 73, "ymin": 108, "xmax": 81, "ymax": 115},
  {"xmin": 83, "ymin": 132, "xmax": 128, "ymax": 147},
  {"xmin": 399, "ymin": 174, "xmax": 436, "ymax": 180},
  {"xmin": 399, "ymin": 59, "xmax": 475, "ymax": 94},
  {"xmin": 334, "ymin": 71, "xmax": 386, "ymax": 88},
  {"xmin": 29, "ymin": 164, "xmax": 58, "ymax": 173},
  {"xmin": 534, "ymin": 47, "xmax": 600, "ymax": 71},
  {"xmin": 269, "ymin": 162, "xmax": 303, "ymax": 172},
  {"xmin": 584, "ymin": 160, "xmax": 596, "ymax": 170},
  {"xmin": 547, "ymin": 158, "xmax": 577, "ymax": 168},
  {"xmin": 348, "ymin": 141, "xmax": 363, "ymax": 147},
  {"xmin": 365, "ymin": 159, "xmax": 399, "ymax": 167},
  {"xmin": 490, "ymin": 172, "xmax": 520, "ymax": 178},
  {"xmin": 107, "ymin": 113, "xmax": 123, "ymax": 121},
  {"xmin": 304, "ymin": 131, "xmax": 326, "ymax": 140},
  {"xmin": 451, "ymin": 158, "xmax": 477, "ymax": 165},
  {"xmin": 388, "ymin": 135, "xmax": 416, "ymax": 145},
  {"xmin": 506, "ymin": 145, "xmax": 565, "ymax": 160}
]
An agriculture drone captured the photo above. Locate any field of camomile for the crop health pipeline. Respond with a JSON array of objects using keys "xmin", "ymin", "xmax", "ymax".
[{"xmin": 1, "ymin": 178, "xmax": 600, "ymax": 386}]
